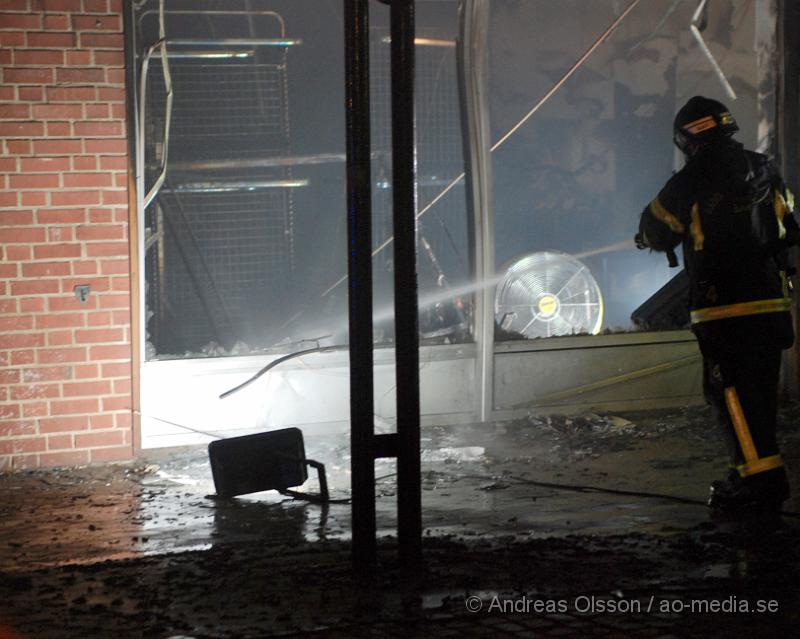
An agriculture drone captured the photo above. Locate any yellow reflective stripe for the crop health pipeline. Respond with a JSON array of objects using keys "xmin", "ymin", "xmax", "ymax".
[
  {"xmin": 725, "ymin": 388, "xmax": 784, "ymax": 478},
  {"xmin": 724, "ymin": 387, "xmax": 758, "ymax": 464},
  {"xmin": 690, "ymin": 297, "xmax": 791, "ymax": 324},
  {"xmin": 683, "ymin": 115, "xmax": 717, "ymax": 135},
  {"xmin": 737, "ymin": 454, "xmax": 784, "ymax": 478},
  {"xmin": 774, "ymin": 189, "xmax": 787, "ymax": 239},
  {"xmin": 689, "ymin": 202, "xmax": 704, "ymax": 250},
  {"xmin": 649, "ymin": 198, "xmax": 685, "ymax": 233}
]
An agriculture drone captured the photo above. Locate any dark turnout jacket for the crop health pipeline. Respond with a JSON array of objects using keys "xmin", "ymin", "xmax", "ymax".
[{"xmin": 638, "ymin": 139, "xmax": 797, "ymax": 359}]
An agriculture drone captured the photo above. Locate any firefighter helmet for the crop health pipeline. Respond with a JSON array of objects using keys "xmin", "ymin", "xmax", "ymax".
[{"xmin": 673, "ymin": 96, "xmax": 739, "ymax": 156}]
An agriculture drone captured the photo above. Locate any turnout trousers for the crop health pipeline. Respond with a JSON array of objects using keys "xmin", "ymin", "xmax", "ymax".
[{"xmin": 701, "ymin": 342, "xmax": 783, "ymax": 478}]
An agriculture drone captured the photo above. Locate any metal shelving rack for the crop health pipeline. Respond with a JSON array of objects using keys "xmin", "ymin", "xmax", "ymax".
[{"xmin": 136, "ymin": 4, "xmax": 303, "ymax": 354}]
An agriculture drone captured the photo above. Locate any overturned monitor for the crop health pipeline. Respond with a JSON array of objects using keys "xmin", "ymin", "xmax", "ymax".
[{"xmin": 631, "ymin": 269, "xmax": 690, "ymax": 331}]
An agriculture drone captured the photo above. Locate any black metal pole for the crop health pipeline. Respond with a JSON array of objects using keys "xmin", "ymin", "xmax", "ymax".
[
  {"xmin": 345, "ymin": 0, "xmax": 376, "ymax": 569},
  {"xmin": 390, "ymin": 0, "xmax": 422, "ymax": 563}
]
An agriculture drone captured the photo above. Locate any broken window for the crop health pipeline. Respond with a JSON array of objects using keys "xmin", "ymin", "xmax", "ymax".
[
  {"xmin": 132, "ymin": 1, "xmax": 777, "ymax": 358},
  {"xmin": 133, "ymin": 0, "xmax": 469, "ymax": 358},
  {"xmin": 489, "ymin": 0, "xmax": 776, "ymax": 335}
]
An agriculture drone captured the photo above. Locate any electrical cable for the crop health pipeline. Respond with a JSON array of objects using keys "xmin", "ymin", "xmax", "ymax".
[
  {"xmin": 219, "ymin": 344, "xmax": 348, "ymax": 399},
  {"xmin": 423, "ymin": 469, "xmax": 800, "ymax": 518},
  {"xmin": 350, "ymin": 468, "xmax": 800, "ymax": 517},
  {"xmin": 446, "ymin": 470, "xmax": 707, "ymax": 506}
]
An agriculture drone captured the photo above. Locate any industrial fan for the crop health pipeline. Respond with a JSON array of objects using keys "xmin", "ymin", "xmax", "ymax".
[{"xmin": 494, "ymin": 251, "xmax": 603, "ymax": 339}]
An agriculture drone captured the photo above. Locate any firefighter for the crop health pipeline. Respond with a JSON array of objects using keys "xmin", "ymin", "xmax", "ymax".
[{"xmin": 636, "ymin": 95, "xmax": 797, "ymax": 512}]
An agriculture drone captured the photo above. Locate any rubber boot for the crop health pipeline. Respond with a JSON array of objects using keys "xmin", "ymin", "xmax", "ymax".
[{"xmin": 708, "ymin": 466, "xmax": 790, "ymax": 513}]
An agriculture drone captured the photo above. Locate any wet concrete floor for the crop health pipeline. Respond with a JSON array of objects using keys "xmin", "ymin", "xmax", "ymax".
[{"xmin": 1, "ymin": 405, "xmax": 800, "ymax": 637}]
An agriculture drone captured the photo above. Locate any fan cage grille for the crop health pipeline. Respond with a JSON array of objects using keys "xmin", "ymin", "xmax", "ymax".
[{"xmin": 495, "ymin": 251, "xmax": 603, "ymax": 339}]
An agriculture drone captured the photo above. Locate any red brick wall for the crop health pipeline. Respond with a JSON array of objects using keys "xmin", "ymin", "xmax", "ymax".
[{"xmin": 0, "ymin": 0, "xmax": 134, "ymax": 471}]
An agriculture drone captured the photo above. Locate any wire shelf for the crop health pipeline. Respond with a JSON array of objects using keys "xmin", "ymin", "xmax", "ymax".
[{"xmin": 142, "ymin": 19, "xmax": 296, "ymax": 353}]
